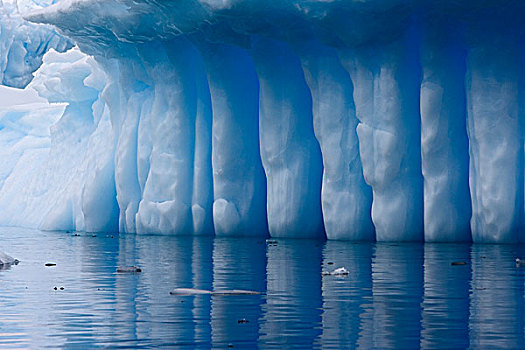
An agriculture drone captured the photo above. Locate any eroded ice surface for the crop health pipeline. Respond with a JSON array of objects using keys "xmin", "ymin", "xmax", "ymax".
[{"xmin": 0, "ymin": 0, "xmax": 524, "ymax": 242}]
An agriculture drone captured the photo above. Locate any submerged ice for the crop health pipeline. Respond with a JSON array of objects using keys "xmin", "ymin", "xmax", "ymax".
[{"xmin": 0, "ymin": 0, "xmax": 524, "ymax": 242}]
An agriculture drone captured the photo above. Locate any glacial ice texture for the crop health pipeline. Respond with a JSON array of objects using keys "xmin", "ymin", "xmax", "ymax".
[{"xmin": 0, "ymin": 0, "xmax": 524, "ymax": 242}]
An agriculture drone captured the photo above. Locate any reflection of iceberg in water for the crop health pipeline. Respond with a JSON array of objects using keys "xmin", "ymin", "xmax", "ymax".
[
  {"xmin": 372, "ymin": 244, "xmax": 424, "ymax": 348},
  {"xmin": 113, "ymin": 235, "xmax": 215, "ymax": 347},
  {"xmin": 421, "ymin": 244, "xmax": 471, "ymax": 349},
  {"xmin": 321, "ymin": 242, "xmax": 374, "ymax": 348},
  {"xmin": 469, "ymin": 245, "xmax": 525, "ymax": 348},
  {"xmin": 260, "ymin": 240, "xmax": 323, "ymax": 348},
  {"xmin": 135, "ymin": 236, "xmax": 196, "ymax": 345},
  {"xmin": 66, "ymin": 233, "xmax": 120, "ymax": 346},
  {"xmin": 4, "ymin": 227, "xmax": 525, "ymax": 348},
  {"xmin": 191, "ymin": 236, "xmax": 213, "ymax": 347},
  {"xmin": 9, "ymin": 230, "xmax": 94, "ymax": 348},
  {"xmin": 211, "ymin": 238, "xmax": 266, "ymax": 348},
  {"xmin": 113, "ymin": 234, "xmax": 140, "ymax": 345}
]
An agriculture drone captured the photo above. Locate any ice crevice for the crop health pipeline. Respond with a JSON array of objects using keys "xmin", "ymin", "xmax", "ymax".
[{"xmin": 0, "ymin": 0, "xmax": 524, "ymax": 242}]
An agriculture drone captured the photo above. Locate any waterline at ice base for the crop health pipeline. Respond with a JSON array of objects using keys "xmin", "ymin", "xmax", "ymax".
[{"xmin": 0, "ymin": 0, "xmax": 523, "ymax": 243}]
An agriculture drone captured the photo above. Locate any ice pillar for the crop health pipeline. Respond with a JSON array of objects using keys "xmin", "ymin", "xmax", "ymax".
[
  {"xmin": 340, "ymin": 35, "xmax": 423, "ymax": 241},
  {"xmin": 466, "ymin": 40, "xmax": 524, "ymax": 243},
  {"xmin": 251, "ymin": 37, "xmax": 324, "ymax": 239},
  {"xmin": 113, "ymin": 57, "xmax": 147, "ymax": 233},
  {"xmin": 298, "ymin": 42, "xmax": 374, "ymax": 241},
  {"xmin": 200, "ymin": 43, "xmax": 268, "ymax": 236},
  {"xmin": 191, "ymin": 56, "xmax": 214, "ymax": 235},
  {"xmin": 135, "ymin": 40, "xmax": 197, "ymax": 235},
  {"xmin": 420, "ymin": 23, "xmax": 471, "ymax": 242}
]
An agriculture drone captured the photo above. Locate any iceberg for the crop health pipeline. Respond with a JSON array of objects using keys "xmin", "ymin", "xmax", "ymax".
[
  {"xmin": 0, "ymin": 0, "xmax": 524, "ymax": 242},
  {"xmin": 0, "ymin": 1, "xmax": 70, "ymax": 88}
]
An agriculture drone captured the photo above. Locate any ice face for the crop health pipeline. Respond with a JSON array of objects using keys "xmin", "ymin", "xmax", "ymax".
[
  {"xmin": 419, "ymin": 19, "xmax": 471, "ymax": 242},
  {"xmin": 0, "ymin": 47, "xmax": 115, "ymax": 232},
  {"xmin": 198, "ymin": 42, "xmax": 267, "ymax": 236},
  {"xmin": 339, "ymin": 33, "xmax": 424, "ymax": 242},
  {"xmin": 297, "ymin": 41, "xmax": 373, "ymax": 241},
  {"xmin": 0, "ymin": 3, "xmax": 71, "ymax": 88},
  {"xmin": 134, "ymin": 40, "xmax": 200, "ymax": 235},
  {"xmin": 251, "ymin": 37, "xmax": 324, "ymax": 238},
  {"xmin": 466, "ymin": 42, "xmax": 523, "ymax": 243},
  {"xmin": 0, "ymin": 1, "xmax": 524, "ymax": 242}
]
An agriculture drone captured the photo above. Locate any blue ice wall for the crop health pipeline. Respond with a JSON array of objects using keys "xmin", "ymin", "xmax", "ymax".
[{"xmin": 0, "ymin": 0, "xmax": 524, "ymax": 242}]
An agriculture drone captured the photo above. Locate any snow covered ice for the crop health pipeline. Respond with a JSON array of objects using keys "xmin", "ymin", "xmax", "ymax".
[{"xmin": 0, "ymin": 0, "xmax": 524, "ymax": 242}]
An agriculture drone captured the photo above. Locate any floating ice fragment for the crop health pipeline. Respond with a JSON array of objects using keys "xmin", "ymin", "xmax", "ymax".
[
  {"xmin": 170, "ymin": 288, "xmax": 212, "ymax": 295},
  {"xmin": 169, "ymin": 288, "xmax": 260, "ymax": 295},
  {"xmin": 515, "ymin": 258, "xmax": 525, "ymax": 267},
  {"xmin": 322, "ymin": 267, "xmax": 349, "ymax": 276}
]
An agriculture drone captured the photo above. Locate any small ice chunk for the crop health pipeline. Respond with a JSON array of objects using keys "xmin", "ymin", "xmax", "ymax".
[
  {"xmin": 169, "ymin": 288, "xmax": 260, "ymax": 295},
  {"xmin": 211, "ymin": 289, "xmax": 261, "ymax": 295},
  {"xmin": 322, "ymin": 267, "xmax": 349, "ymax": 276},
  {"xmin": 170, "ymin": 288, "xmax": 212, "ymax": 295}
]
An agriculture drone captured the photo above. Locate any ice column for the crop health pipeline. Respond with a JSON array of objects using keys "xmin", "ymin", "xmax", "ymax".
[
  {"xmin": 466, "ymin": 41, "xmax": 524, "ymax": 243},
  {"xmin": 135, "ymin": 40, "xmax": 197, "ymax": 235},
  {"xmin": 298, "ymin": 42, "xmax": 373, "ymax": 240},
  {"xmin": 199, "ymin": 43, "xmax": 267, "ymax": 236},
  {"xmin": 81, "ymin": 116, "xmax": 119, "ymax": 233},
  {"xmin": 113, "ymin": 57, "xmax": 149, "ymax": 233},
  {"xmin": 340, "ymin": 35, "xmax": 423, "ymax": 241},
  {"xmin": 420, "ymin": 24, "xmax": 471, "ymax": 242},
  {"xmin": 191, "ymin": 54, "xmax": 214, "ymax": 235},
  {"xmin": 251, "ymin": 37, "xmax": 324, "ymax": 239}
]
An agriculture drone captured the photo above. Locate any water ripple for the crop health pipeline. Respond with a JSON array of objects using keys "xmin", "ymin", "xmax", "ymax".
[{"xmin": 0, "ymin": 228, "xmax": 524, "ymax": 348}]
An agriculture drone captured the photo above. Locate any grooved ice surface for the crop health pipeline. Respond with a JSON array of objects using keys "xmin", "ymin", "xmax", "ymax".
[
  {"xmin": 0, "ymin": 2, "xmax": 70, "ymax": 88},
  {"xmin": 0, "ymin": 0, "xmax": 524, "ymax": 242},
  {"xmin": 466, "ymin": 42, "xmax": 523, "ymax": 243},
  {"xmin": 251, "ymin": 37, "xmax": 324, "ymax": 238}
]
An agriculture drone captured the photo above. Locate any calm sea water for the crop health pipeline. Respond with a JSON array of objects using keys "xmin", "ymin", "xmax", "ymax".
[{"xmin": 0, "ymin": 227, "xmax": 524, "ymax": 349}]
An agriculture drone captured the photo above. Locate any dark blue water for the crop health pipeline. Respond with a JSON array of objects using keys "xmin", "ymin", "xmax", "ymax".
[{"xmin": 0, "ymin": 227, "xmax": 525, "ymax": 349}]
